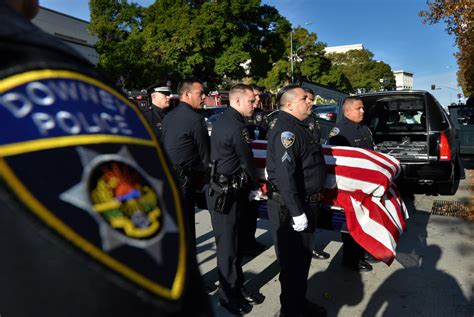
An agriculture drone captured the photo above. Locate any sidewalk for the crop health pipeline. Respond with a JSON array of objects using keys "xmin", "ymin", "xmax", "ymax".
[{"xmin": 195, "ymin": 168, "xmax": 474, "ymax": 316}]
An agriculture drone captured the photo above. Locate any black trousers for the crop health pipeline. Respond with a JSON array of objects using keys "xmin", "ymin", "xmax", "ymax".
[
  {"xmin": 207, "ymin": 190, "xmax": 248, "ymax": 303},
  {"xmin": 342, "ymin": 232, "xmax": 366, "ymax": 265},
  {"xmin": 239, "ymin": 200, "xmax": 259, "ymax": 249},
  {"xmin": 177, "ymin": 174, "xmax": 197, "ymax": 257},
  {"xmin": 268, "ymin": 199, "xmax": 320, "ymax": 315}
]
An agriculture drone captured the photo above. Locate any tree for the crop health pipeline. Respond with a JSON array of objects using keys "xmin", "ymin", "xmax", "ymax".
[
  {"xmin": 89, "ymin": 0, "xmax": 151, "ymax": 89},
  {"xmin": 327, "ymin": 49, "xmax": 395, "ymax": 92},
  {"xmin": 89, "ymin": 0, "xmax": 292, "ymax": 90},
  {"xmin": 419, "ymin": 0, "xmax": 473, "ymax": 97}
]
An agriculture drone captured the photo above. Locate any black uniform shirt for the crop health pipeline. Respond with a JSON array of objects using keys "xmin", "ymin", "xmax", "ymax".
[
  {"xmin": 328, "ymin": 115, "xmax": 375, "ymax": 150},
  {"xmin": 161, "ymin": 102, "xmax": 210, "ymax": 169},
  {"xmin": 211, "ymin": 106, "xmax": 257, "ymax": 178},
  {"xmin": 267, "ymin": 111, "xmax": 327, "ymax": 217},
  {"xmin": 142, "ymin": 107, "xmax": 168, "ymax": 140},
  {"xmin": 304, "ymin": 115, "xmax": 321, "ymax": 143}
]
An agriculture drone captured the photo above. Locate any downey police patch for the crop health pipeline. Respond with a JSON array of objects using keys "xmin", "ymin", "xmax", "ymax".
[
  {"xmin": 281, "ymin": 131, "xmax": 295, "ymax": 148},
  {"xmin": 0, "ymin": 70, "xmax": 186, "ymax": 300},
  {"xmin": 329, "ymin": 127, "xmax": 340, "ymax": 138}
]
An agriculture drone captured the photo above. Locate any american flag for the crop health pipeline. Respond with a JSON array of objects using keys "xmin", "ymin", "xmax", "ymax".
[{"xmin": 251, "ymin": 141, "xmax": 408, "ymax": 265}]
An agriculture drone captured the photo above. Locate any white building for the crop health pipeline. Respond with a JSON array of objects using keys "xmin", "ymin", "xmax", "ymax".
[
  {"xmin": 393, "ymin": 70, "xmax": 414, "ymax": 90},
  {"xmin": 32, "ymin": 7, "xmax": 99, "ymax": 65},
  {"xmin": 324, "ymin": 44, "xmax": 364, "ymax": 54}
]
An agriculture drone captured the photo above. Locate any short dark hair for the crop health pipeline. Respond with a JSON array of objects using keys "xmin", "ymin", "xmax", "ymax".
[
  {"xmin": 229, "ymin": 83, "xmax": 253, "ymax": 99},
  {"xmin": 342, "ymin": 96, "xmax": 363, "ymax": 111},
  {"xmin": 276, "ymin": 84, "xmax": 301, "ymax": 107},
  {"xmin": 178, "ymin": 78, "xmax": 203, "ymax": 96},
  {"xmin": 249, "ymin": 84, "xmax": 262, "ymax": 92},
  {"xmin": 304, "ymin": 88, "xmax": 314, "ymax": 96}
]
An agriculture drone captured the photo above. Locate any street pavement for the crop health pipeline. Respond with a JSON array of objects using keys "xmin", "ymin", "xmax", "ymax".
[{"xmin": 195, "ymin": 158, "xmax": 474, "ymax": 317}]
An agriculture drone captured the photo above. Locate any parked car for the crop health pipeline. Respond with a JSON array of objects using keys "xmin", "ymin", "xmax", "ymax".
[
  {"xmin": 448, "ymin": 104, "xmax": 474, "ymax": 155},
  {"xmin": 201, "ymin": 107, "xmax": 227, "ymax": 135},
  {"xmin": 312, "ymin": 104, "xmax": 338, "ymax": 122},
  {"xmin": 358, "ymin": 90, "xmax": 463, "ymax": 195}
]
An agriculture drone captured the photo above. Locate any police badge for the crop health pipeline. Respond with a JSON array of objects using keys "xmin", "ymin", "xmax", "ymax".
[
  {"xmin": 281, "ymin": 131, "xmax": 295, "ymax": 148},
  {"xmin": 329, "ymin": 127, "xmax": 340, "ymax": 138}
]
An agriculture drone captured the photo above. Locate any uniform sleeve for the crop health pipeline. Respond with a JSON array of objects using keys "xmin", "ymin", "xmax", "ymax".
[
  {"xmin": 192, "ymin": 118, "xmax": 211, "ymax": 168},
  {"xmin": 328, "ymin": 125, "xmax": 350, "ymax": 146},
  {"xmin": 269, "ymin": 130, "xmax": 305, "ymax": 217},
  {"xmin": 232, "ymin": 127, "xmax": 257, "ymax": 184}
]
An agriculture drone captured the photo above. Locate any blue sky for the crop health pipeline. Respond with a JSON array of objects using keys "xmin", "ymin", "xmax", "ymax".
[{"xmin": 40, "ymin": 0, "xmax": 462, "ymax": 106}]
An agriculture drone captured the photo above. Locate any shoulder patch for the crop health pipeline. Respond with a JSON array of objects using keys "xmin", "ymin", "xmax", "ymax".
[
  {"xmin": 242, "ymin": 128, "xmax": 251, "ymax": 144},
  {"xmin": 281, "ymin": 131, "xmax": 295, "ymax": 148},
  {"xmin": 0, "ymin": 69, "xmax": 186, "ymax": 300},
  {"xmin": 269, "ymin": 118, "xmax": 277, "ymax": 130},
  {"xmin": 255, "ymin": 113, "xmax": 263, "ymax": 122},
  {"xmin": 329, "ymin": 127, "xmax": 340, "ymax": 138}
]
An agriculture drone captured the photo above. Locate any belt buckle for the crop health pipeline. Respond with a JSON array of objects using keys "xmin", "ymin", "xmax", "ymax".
[{"xmin": 308, "ymin": 193, "xmax": 320, "ymax": 203}]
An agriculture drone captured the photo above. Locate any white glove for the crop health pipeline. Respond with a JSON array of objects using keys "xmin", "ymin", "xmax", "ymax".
[
  {"xmin": 292, "ymin": 213, "xmax": 308, "ymax": 232},
  {"xmin": 248, "ymin": 189, "xmax": 263, "ymax": 201}
]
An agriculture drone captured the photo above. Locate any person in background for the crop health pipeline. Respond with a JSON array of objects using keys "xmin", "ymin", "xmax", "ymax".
[
  {"xmin": 266, "ymin": 84, "xmax": 327, "ymax": 317},
  {"xmin": 247, "ymin": 84, "xmax": 268, "ymax": 140},
  {"xmin": 142, "ymin": 80, "xmax": 172, "ymax": 140},
  {"xmin": 327, "ymin": 96, "xmax": 375, "ymax": 272},
  {"xmin": 241, "ymin": 84, "xmax": 268, "ymax": 257}
]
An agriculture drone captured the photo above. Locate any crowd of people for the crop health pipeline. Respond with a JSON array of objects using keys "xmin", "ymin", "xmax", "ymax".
[{"xmin": 1, "ymin": 1, "xmax": 380, "ymax": 316}]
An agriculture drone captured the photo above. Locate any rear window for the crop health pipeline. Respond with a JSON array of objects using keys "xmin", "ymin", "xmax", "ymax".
[{"xmin": 362, "ymin": 95, "xmax": 427, "ymax": 133}]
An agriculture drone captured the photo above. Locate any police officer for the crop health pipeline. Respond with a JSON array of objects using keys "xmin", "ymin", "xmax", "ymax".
[
  {"xmin": 247, "ymin": 84, "xmax": 268, "ymax": 140},
  {"xmin": 267, "ymin": 84, "xmax": 327, "ymax": 317},
  {"xmin": 0, "ymin": 1, "xmax": 211, "ymax": 316},
  {"xmin": 206, "ymin": 84, "xmax": 264, "ymax": 315},
  {"xmin": 142, "ymin": 81, "xmax": 172, "ymax": 140},
  {"xmin": 304, "ymin": 88, "xmax": 330, "ymax": 261},
  {"xmin": 240, "ymin": 84, "xmax": 267, "ymax": 256},
  {"xmin": 328, "ymin": 96, "xmax": 375, "ymax": 272},
  {"xmin": 161, "ymin": 78, "xmax": 210, "ymax": 254}
]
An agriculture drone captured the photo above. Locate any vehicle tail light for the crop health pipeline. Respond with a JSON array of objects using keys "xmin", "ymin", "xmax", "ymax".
[
  {"xmin": 439, "ymin": 132, "xmax": 451, "ymax": 161},
  {"xmin": 327, "ymin": 112, "xmax": 337, "ymax": 119}
]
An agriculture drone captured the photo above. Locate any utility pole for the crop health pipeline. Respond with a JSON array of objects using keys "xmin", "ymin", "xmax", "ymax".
[{"xmin": 290, "ymin": 30, "xmax": 294, "ymax": 83}]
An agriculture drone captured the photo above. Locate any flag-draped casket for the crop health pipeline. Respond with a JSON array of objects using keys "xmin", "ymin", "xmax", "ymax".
[{"xmin": 251, "ymin": 140, "xmax": 409, "ymax": 265}]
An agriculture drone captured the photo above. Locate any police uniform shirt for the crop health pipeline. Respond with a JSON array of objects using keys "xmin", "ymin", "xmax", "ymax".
[
  {"xmin": 211, "ymin": 106, "xmax": 257, "ymax": 178},
  {"xmin": 143, "ymin": 106, "xmax": 168, "ymax": 140},
  {"xmin": 304, "ymin": 115, "xmax": 321, "ymax": 143},
  {"xmin": 328, "ymin": 115, "xmax": 375, "ymax": 150},
  {"xmin": 161, "ymin": 102, "xmax": 210, "ymax": 169},
  {"xmin": 267, "ymin": 111, "xmax": 327, "ymax": 217}
]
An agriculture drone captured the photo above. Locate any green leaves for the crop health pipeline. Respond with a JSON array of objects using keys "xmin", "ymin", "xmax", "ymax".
[{"xmin": 88, "ymin": 0, "xmax": 396, "ymax": 94}]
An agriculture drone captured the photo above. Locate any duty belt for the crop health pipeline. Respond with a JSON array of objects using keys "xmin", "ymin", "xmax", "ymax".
[{"xmin": 306, "ymin": 193, "xmax": 322, "ymax": 203}]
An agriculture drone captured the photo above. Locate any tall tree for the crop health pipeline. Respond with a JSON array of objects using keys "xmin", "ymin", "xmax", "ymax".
[
  {"xmin": 89, "ymin": 0, "xmax": 290, "ymax": 90},
  {"xmin": 89, "ymin": 0, "xmax": 151, "ymax": 89},
  {"xmin": 327, "ymin": 49, "xmax": 395, "ymax": 93},
  {"xmin": 419, "ymin": 0, "xmax": 473, "ymax": 97}
]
